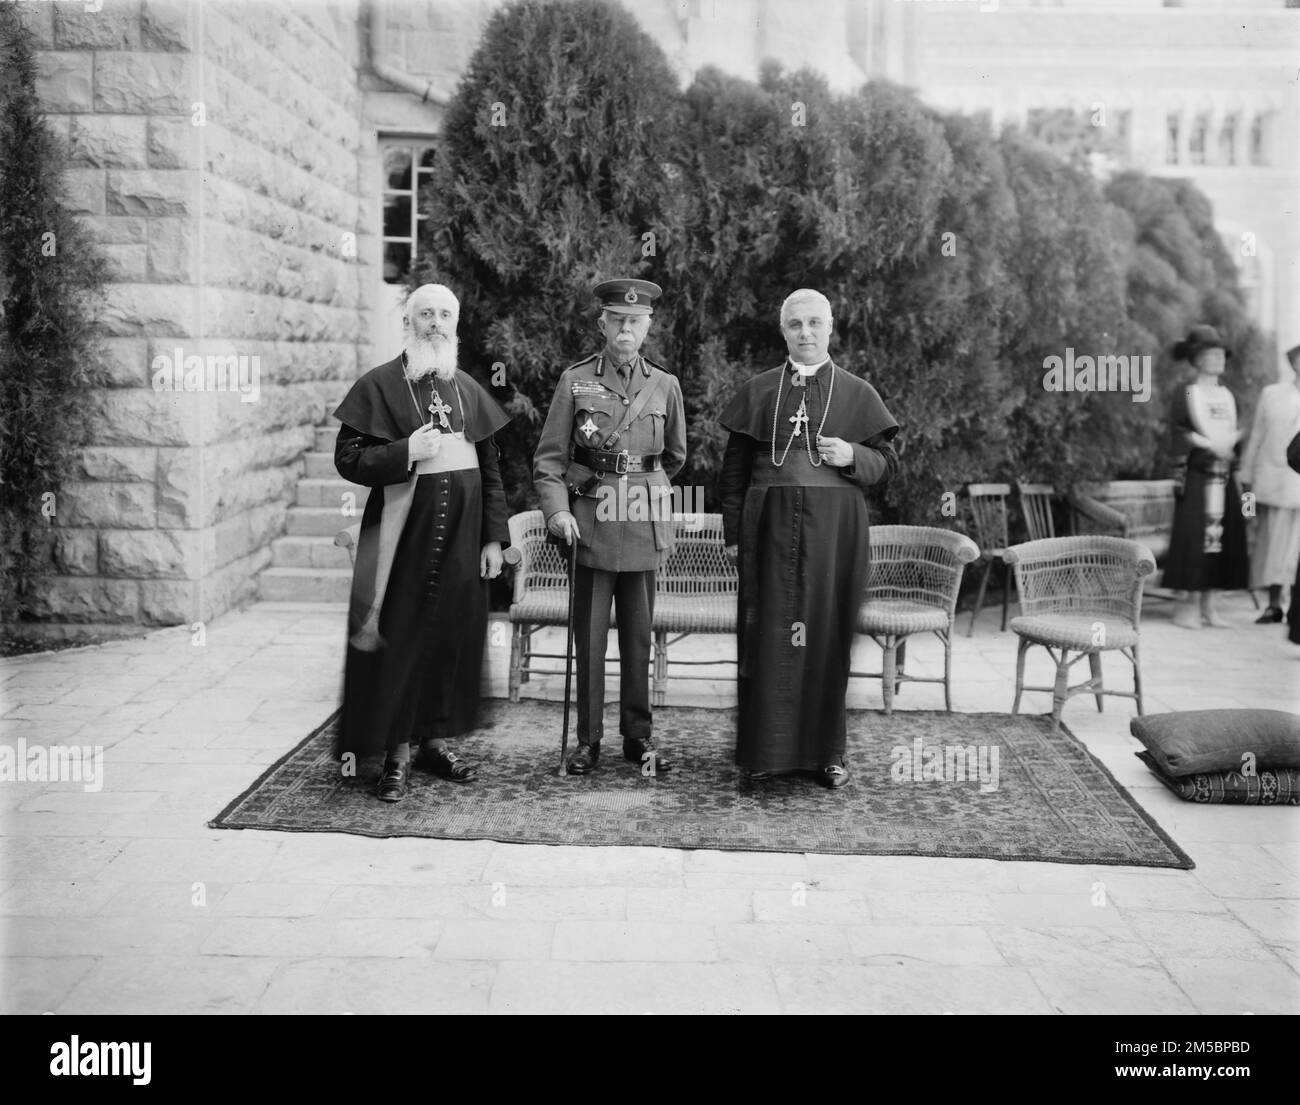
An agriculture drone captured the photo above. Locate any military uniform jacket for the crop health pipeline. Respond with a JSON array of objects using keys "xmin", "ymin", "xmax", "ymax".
[{"xmin": 533, "ymin": 352, "xmax": 687, "ymax": 572}]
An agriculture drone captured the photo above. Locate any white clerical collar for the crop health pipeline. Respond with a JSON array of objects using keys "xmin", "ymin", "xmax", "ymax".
[{"xmin": 790, "ymin": 356, "xmax": 830, "ymax": 376}]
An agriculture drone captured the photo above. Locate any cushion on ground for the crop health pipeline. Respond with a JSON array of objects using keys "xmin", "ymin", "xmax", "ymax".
[
  {"xmin": 1130, "ymin": 709, "xmax": 1300, "ymax": 777},
  {"xmin": 1136, "ymin": 751, "xmax": 1300, "ymax": 805}
]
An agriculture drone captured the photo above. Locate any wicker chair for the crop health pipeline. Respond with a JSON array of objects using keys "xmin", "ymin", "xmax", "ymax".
[
  {"xmin": 506, "ymin": 509, "xmax": 573, "ymax": 700},
  {"xmin": 1017, "ymin": 482, "xmax": 1057, "ymax": 542},
  {"xmin": 1002, "ymin": 536, "xmax": 1156, "ymax": 729},
  {"xmin": 650, "ymin": 512, "xmax": 738, "ymax": 706},
  {"xmin": 965, "ymin": 483, "xmax": 1014, "ymax": 636},
  {"xmin": 852, "ymin": 526, "xmax": 981, "ymax": 713}
]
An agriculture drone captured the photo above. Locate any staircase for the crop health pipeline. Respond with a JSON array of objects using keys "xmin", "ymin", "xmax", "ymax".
[{"xmin": 258, "ymin": 424, "xmax": 367, "ymax": 603}]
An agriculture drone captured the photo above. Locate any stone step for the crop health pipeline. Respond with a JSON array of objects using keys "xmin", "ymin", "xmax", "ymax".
[
  {"xmin": 259, "ymin": 566, "xmax": 352, "ymax": 603},
  {"xmin": 286, "ymin": 507, "xmax": 359, "ymax": 537},
  {"xmin": 270, "ymin": 535, "xmax": 353, "ymax": 570},
  {"xmin": 304, "ymin": 451, "xmax": 337, "ymax": 478},
  {"xmin": 297, "ymin": 478, "xmax": 370, "ymax": 509},
  {"xmin": 314, "ymin": 425, "xmax": 341, "ymax": 453}
]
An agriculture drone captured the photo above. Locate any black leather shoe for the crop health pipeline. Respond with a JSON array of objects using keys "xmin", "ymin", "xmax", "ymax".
[
  {"xmin": 1255, "ymin": 606, "xmax": 1284, "ymax": 624},
  {"xmin": 816, "ymin": 764, "xmax": 850, "ymax": 789},
  {"xmin": 418, "ymin": 744, "xmax": 478, "ymax": 782},
  {"xmin": 566, "ymin": 743, "xmax": 600, "ymax": 775},
  {"xmin": 623, "ymin": 736, "xmax": 673, "ymax": 775},
  {"xmin": 376, "ymin": 758, "xmax": 410, "ymax": 802}
]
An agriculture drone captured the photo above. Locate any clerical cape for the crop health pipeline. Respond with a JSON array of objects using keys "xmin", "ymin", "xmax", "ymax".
[
  {"xmin": 718, "ymin": 360, "xmax": 899, "ymax": 773},
  {"xmin": 333, "ymin": 356, "xmax": 510, "ymax": 760}
]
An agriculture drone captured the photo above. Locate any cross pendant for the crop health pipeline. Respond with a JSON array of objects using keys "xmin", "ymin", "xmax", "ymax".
[
  {"xmin": 789, "ymin": 399, "xmax": 809, "ymax": 438},
  {"xmin": 429, "ymin": 392, "xmax": 453, "ymax": 431}
]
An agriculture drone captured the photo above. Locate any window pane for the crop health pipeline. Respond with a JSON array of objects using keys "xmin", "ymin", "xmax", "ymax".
[
  {"xmin": 419, "ymin": 146, "xmax": 438, "ymax": 170},
  {"xmin": 383, "ymin": 194, "xmax": 412, "ymax": 239},
  {"xmin": 383, "ymin": 241, "xmax": 411, "ymax": 285},
  {"xmin": 384, "ymin": 146, "xmax": 412, "ymax": 190}
]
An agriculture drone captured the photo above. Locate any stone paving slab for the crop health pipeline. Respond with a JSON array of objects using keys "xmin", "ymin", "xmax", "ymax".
[{"xmin": 1, "ymin": 593, "xmax": 1297, "ymax": 1013}]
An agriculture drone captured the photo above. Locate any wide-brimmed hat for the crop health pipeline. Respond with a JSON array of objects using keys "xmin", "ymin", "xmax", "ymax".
[{"xmin": 1172, "ymin": 324, "xmax": 1232, "ymax": 363}]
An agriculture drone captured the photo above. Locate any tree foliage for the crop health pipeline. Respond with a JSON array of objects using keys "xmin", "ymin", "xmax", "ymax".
[
  {"xmin": 415, "ymin": 0, "xmax": 1271, "ymax": 525},
  {"xmin": 0, "ymin": 5, "xmax": 110, "ymax": 629}
]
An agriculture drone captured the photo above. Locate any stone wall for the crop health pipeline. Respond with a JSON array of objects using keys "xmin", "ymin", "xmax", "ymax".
[{"xmin": 23, "ymin": 0, "xmax": 365, "ymax": 634}]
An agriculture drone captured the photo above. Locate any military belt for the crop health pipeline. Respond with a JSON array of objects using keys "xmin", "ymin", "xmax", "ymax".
[{"xmin": 572, "ymin": 445, "xmax": 661, "ymax": 474}]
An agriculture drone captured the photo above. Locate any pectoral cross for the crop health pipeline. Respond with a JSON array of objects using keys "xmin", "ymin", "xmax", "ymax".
[
  {"xmin": 789, "ymin": 399, "xmax": 810, "ymax": 438},
  {"xmin": 429, "ymin": 391, "xmax": 453, "ymax": 431}
]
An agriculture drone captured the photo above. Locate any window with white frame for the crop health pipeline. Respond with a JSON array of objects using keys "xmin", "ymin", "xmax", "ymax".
[{"xmin": 380, "ymin": 137, "xmax": 439, "ymax": 285}]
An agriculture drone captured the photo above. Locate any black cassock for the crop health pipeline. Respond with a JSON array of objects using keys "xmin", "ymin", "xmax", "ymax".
[
  {"xmin": 333, "ymin": 357, "xmax": 510, "ymax": 760},
  {"xmin": 718, "ymin": 360, "xmax": 899, "ymax": 774}
]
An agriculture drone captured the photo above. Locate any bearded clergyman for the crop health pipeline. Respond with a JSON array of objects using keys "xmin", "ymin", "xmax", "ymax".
[
  {"xmin": 333, "ymin": 283, "xmax": 511, "ymax": 802},
  {"xmin": 717, "ymin": 289, "xmax": 900, "ymax": 789}
]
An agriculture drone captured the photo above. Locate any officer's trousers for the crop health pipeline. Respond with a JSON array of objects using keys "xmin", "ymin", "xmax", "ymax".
[{"xmin": 572, "ymin": 564, "xmax": 654, "ymax": 745}]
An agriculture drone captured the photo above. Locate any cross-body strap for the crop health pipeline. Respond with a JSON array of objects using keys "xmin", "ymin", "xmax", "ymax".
[{"xmin": 599, "ymin": 369, "xmax": 669, "ymax": 452}]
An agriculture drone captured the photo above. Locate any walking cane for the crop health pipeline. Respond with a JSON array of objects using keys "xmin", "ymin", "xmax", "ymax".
[{"xmin": 558, "ymin": 537, "xmax": 577, "ymax": 777}]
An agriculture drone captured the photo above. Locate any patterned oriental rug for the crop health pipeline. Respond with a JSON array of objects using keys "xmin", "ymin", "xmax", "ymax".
[{"xmin": 210, "ymin": 702, "xmax": 1192, "ymax": 868}]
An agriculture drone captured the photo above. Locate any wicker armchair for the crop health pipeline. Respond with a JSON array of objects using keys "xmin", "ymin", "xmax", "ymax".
[
  {"xmin": 851, "ymin": 525, "xmax": 981, "ymax": 713},
  {"xmin": 650, "ymin": 512, "xmax": 738, "ymax": 706},
  {"xmin": 965, "ymin": 483, "xmax": 1015, "ymax": 636},
  {"xmin": 507, "ymin": 509, "xmax": 572, "ymax": 700},
  {"xmin": 1002, "ymin": 536, "xmax": 1156, "ymax": 729}
]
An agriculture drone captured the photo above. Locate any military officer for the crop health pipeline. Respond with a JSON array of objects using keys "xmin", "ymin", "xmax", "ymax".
[{"xmin": 533, "ymin": 278, "xmax": 687, "ymax": 775}]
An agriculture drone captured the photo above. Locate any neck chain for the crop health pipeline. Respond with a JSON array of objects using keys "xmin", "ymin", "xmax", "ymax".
[
  {"xmin": 403, "ymin": 357, "xmax": 465, "ymax": 435},
  {"xmin": 771, "ymin": 361, "xmax": 835, "ymax": 468}
]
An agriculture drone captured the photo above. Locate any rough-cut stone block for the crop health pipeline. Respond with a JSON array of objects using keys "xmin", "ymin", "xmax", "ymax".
[
  {"xmin": 101, "ymin": 528, "xmax": 203, "ymax": 580},
  {"xmin": 90, "ymin": 216, "xmax": 149, "ymax": 245},
  {"xmin": 94, "ymin": 52, "xmax": 191, "ymax": 114},
  {"xmin": 26, "ymin": 578, "xmax": 139, "ymax": 624},
  {"xmin": 54, "ymin": 531, "xmax": 99, "ymax": 576},
  {"xmin": 107, "ymin": 169, "xmax": 194, "ymax": 217},
  {"xmin": 96, "ymin": 338, "xmax": 151, "ymax": 388},
  {"xmin": 36, "ymin": 52, "xmax": 94, "ymax": 112},
  {"xmin": 141, "ymin": 0, "xmax": 193, "ymax": 52},
  {"xmin": 62, "ymin": 170, "xmax": 106, "ymax": 216},
  {"xmin": 54, "ymin": 3, "xmax": 143, "ymax": 50},
  {"xmin": 14, "ymin": 3, "xmax": 54, "ymax": 47},
  {"xmin": 102, "ymin": 243, "xmax": 148, "ymax": 282},
  {"xmin": 100, "ymin": 283, "xmax": 195, "ymax": 337},
  {"xmin": 147, "ymin": 217, "xmax": 197, "ymax": 283},
  {"xmin": 134, "ymin": 578, "xmax": 194, "ymax": 625},
  {"xmin": 147, "ymin": 116, "xmax": 199, "ymax": 169},
  {"xmin": 86, "ymin": 389, "xmax": 196, "ymax": 447},
  {"xmin": 76, "ymin": 446, "xmax": 156, "ymax": 483},
  {"xmin": 69, "ymin": 114, "xmax": 149, "ymax": 168},
  {"xmin": 59, "ymin": 482, "xmax": 157, "ymax": 530}
]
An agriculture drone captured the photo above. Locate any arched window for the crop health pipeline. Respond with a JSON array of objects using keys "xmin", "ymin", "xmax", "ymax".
[
  {"xmin": 1165, "ymin": 113, "xmax": 1180, "ymax": 165},
  {"xmin": 1217, "ymin": 114, "xmax": 1237, "ymax": 166},
  {"xmin": 1189, "ymin": 114, "xmax": 1209, "ymax": 166}
]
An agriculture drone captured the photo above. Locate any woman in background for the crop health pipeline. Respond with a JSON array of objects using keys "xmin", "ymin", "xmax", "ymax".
[
  {"xmin": 1164, "ymin": 325, "xmax": 1249, "ymax": 629},
  {"xmin": 1240, "ymin": 344, "xmax": 1300, "ymax": 624}
]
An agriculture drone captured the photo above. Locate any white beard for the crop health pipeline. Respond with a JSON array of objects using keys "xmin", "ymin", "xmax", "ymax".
[{"xmin": 405, "ymin": 333, "xmax": 458, "ymax": 382}]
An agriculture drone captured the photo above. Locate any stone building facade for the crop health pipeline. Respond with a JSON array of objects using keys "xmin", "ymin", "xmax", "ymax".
[{"xmin": 17, "ymin": 0, "xmax": 1297, "ymax": 637}]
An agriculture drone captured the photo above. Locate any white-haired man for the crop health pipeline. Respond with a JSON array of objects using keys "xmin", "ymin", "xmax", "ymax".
[
  {"xmin": 333, "ymin": 283, "xmax": 511, "ymax": 802},
  {"xmin": 717, "ymin": 289, "xmax": 899, "ymax": 788}
]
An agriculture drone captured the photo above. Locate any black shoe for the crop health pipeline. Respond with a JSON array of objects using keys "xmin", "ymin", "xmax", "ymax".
[
  {"xmin": 566, "ymin": 743, "xmax": 600, "ymax": 775},
  {"xmin": 816, "ymin": 764, "xmax": 850, "ymax": 789},
  {"xmin": 623, "ymin": 736, "xmax": 673, "ymax": 775},
  {"xmin": 1255, "ymin": 606, "xmax": 1284, "ymax": 624},
  {"xmin": 418, "ymin": 744, "xmax": 478, "ymax": 782},
  {"xmin": 376, "ymin": 758, "xmax": 410, "ymax": 802}
]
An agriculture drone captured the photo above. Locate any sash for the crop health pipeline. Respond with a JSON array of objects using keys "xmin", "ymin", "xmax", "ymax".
[{"xmin": 349, "ymin": 433, "xmax": 480, "ymax": 653}]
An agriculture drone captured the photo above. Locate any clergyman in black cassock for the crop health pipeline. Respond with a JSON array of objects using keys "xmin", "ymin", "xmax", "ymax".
[
  {"xmin": 333, "ymin": 283, "xmax": 511, "ymax": 802},
  {"xmin": 717, "ymin": 289, "xmax": 899, "ymax": 788}
]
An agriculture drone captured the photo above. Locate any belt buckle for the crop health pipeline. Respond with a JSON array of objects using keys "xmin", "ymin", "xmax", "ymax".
[{"xmin": 614, "ymin": 449, "xmax": 630, "ymax": 475}]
